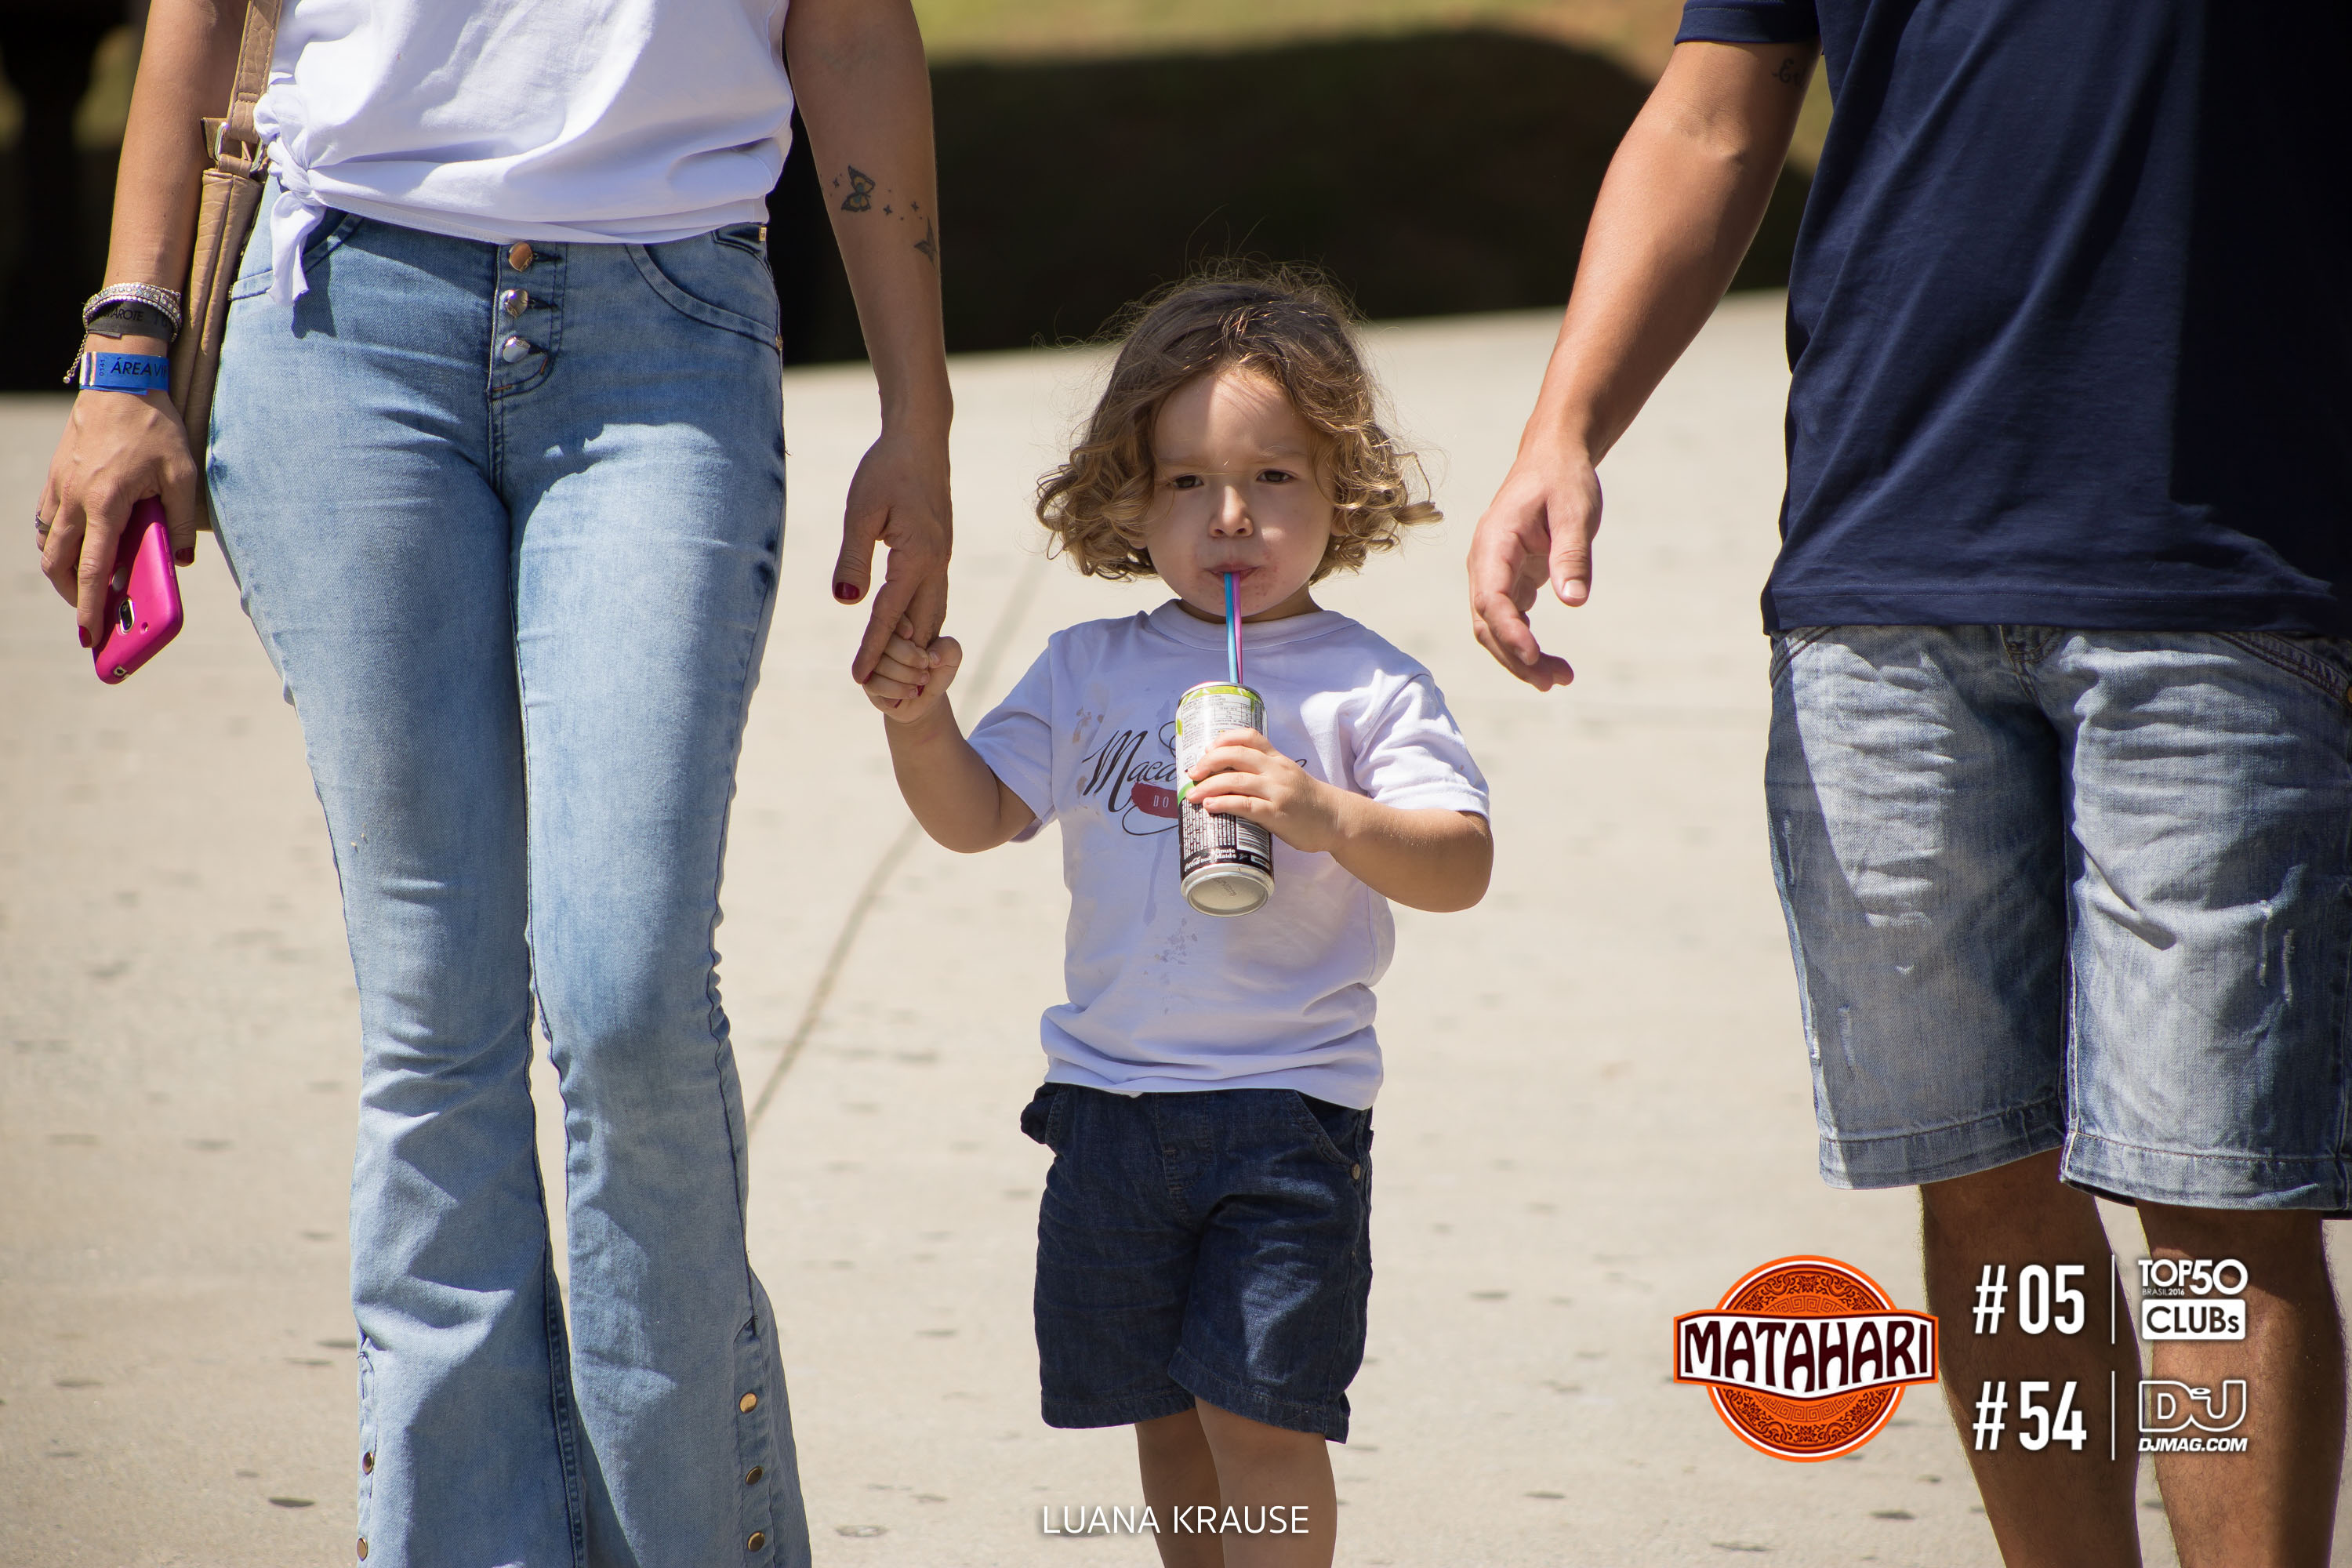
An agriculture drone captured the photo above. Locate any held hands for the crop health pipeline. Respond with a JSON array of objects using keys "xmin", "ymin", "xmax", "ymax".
[
  {"xmin": 837, "ymin": 423, "xmax": 953, "ymax": 684},
  {"xmin": 862, "ymin": 616, "xmax": 963, "ymax": 724},
  {"xmin": 1186, "ymin": 728, "xmax": 1343, "ymax": 854},
  {"xmin": 1465, "ymin": 441, "xmax": 1600, "ymax": 691},
  {"xmin": 866, "ymin": 616, "xmax": 1031, "ymax": 855}
]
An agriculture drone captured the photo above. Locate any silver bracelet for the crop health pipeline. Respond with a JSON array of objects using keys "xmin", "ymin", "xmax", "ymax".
[{"xmin": 82, "ymin": 283, "xmax": 185, "ymax": 336}]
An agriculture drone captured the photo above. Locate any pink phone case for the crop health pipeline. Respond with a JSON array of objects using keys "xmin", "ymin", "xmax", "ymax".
[{"xmin": 92, "ymin": 499, "xmax": 183, "ymax": 684}]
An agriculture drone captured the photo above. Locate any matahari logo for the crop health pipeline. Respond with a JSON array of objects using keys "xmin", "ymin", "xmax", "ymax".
[{"xmin": 1675, "ymin": 1256, "xmax": 1940, "ymax": 1461}]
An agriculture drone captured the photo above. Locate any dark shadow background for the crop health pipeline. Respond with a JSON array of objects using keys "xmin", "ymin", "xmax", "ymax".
[
  {"xmin": 1, "ymin": 23, "xmax": 1808, "ymax": 386},
  {"xmin": 779, "ymin": 31, "xmax": 1808, "ymax": 361},
  {"xmin": 0, "ymin": 0, "xmax": 130, "ymax": 389}
]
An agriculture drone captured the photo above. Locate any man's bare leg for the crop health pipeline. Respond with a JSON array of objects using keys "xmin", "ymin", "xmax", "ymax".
[
  {"xmin": 1922, "ymin": 1150, "xmax": 2142, "ymax": 1566},
  {"xmin": 2136, "ymin": 1204, "xmax": 2343, "ymax": 1568},
  {"xmin": 1138, "ymin": 1409, "xmax": 1226, "ymax": 1568},
  {"xmin": 1193, "ymin": 1399, "xmax": 1336, "ymax": 1568}
]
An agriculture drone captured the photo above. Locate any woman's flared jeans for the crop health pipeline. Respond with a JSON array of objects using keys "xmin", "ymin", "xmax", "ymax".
[{"xmin": 209, "ymin": 195, "xmax": 809, "ymax": 1568}]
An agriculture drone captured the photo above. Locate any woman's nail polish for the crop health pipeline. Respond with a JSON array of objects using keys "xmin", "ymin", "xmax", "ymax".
[
  {"xmin": 834, "ymin": 583, "xmax": 858, "ymax": 602},
  {"xmin": 79, "ymin": 626, "xmax": 91, "ymax": 648}
]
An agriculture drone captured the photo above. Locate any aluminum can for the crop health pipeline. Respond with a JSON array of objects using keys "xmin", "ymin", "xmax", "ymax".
[{"xmin": 1174, "ymin": 681, "xmax": 1275, "ymax": 916}]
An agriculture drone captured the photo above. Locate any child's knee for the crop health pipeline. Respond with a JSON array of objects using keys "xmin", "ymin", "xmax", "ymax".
[
  {"xmin": 1193, "ymin": 1399, "xmax": 1326, "ymax": 1458},
  {"xmin": 1136, "ymin": 1407, "xmax": 1210, "ymax": 1457}
]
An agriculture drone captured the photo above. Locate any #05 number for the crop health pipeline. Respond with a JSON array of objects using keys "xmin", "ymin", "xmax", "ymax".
[{"xmin": 2016, "ymin": 1264, "xmax": 2088, "ymax": 1335}]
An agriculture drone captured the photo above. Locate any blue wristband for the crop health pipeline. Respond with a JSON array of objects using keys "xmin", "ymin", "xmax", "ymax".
[{"xmin": 78, "ymin": 350, "xmax": 171, "ymax": 394}]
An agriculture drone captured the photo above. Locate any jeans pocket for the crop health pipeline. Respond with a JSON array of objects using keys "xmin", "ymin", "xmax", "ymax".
[
  {"xmin": 1769, "ymin": 626, "xmax": 1832, "ymax": 688},
  {"xmin": 1286, "ymin": 1091, "xmax": 1366, "ymax": 1169},
  {"xmin": 2216, "ymin": 632, "xmax": 2352, "ymax": 705},
  {"xmin": 713, "ymin": 222, "xmax": 769, "ymax": 260},
  {"xmin": 230, "ymin": 208, "xmax": 362, "ymax": 301},
  {"xmin": 628, "ymin": 232, "xmax": 781, "ymax": 350},
  {"xmin": 1019, "ymin": 1083, "xmax": 1069, "ymax": 1151}
]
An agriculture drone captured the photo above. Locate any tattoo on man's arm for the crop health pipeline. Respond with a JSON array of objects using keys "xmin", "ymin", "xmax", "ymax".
[
  {"xmin": 913, "ymin": 218, "xmax": 937, "ymax": 266},
  {"xmin": 840, "ymin": 166, "xmax": 876, "ymax": 212},
  {"xmin": 1773, "ymin": 55, "xmax": 1802, "ymax": 84}
]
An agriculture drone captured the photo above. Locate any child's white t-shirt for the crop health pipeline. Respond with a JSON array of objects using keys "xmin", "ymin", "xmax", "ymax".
[{"xmin": 968, "ymin": 601, "xmax": 1489, "ymax": 1109}]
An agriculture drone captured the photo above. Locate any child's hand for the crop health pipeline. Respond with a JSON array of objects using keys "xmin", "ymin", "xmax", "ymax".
[
  {"xmin": 863, "ymin": 617, "xmax": 963, "ymax": 724},
  {"xmin": 1186, "ymin": 728, "xmax": 1344, "ymax": 853}
]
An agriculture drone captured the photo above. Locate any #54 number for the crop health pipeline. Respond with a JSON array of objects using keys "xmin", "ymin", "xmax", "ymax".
[{"xmin": 2017, "ymin": 1380, "xmax": 2087, "ymax": 1452}]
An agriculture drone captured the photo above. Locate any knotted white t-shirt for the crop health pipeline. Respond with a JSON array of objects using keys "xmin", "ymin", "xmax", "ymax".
[
  {"xmin": 970, "ymin": 602, "xmax": 1490, "ymax": 1110},
  {"xmin": 252, "ymin": 0, "xmax": 795, "ymax": 302}
]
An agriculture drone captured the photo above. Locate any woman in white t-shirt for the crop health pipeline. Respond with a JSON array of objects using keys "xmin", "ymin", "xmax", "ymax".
[{"xmin": 35, "ymin": 5, "xmax": 951, "ymax": 1563}]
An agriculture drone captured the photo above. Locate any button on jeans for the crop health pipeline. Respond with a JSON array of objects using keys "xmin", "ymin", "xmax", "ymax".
[{"xmin": 208, "ymin": 191, "xmax": 808, "ymax": 1568}]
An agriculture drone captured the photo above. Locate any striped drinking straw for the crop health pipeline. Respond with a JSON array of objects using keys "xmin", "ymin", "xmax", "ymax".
[{"xmin": 1225, "ymin": 571, "xmax": 1243, "ymax": 687}]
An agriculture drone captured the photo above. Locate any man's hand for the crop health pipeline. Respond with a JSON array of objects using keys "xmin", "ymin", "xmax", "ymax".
[
  {"xmin": 862, "ymin": 617, "xmax": 962, "ymax": 724},
  {"xmin": 1459, "ymin": 38, "xmax": 1815, "ymax": 692},
  {"xmin": 1187, "ymin": 729, "xmax": 1343, "ymax": 853},
  {"xmin": 836, "ymin": 423, "xmax": 951, "ymax": 684},
  {"xmin": 1467, "ymin": 445, "xmax": 1599, "ymax": 690}
]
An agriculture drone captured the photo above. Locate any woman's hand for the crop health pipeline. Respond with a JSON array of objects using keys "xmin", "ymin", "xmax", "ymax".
[
  {"xmin": 1187, "ymin": 729, "xmax": 1344, "ymax": 853},
  {"xmin": 39, "ymin": 374, "xmax": 203, "ymax": 646},
  {"xmin": 34, "ymin": 0, "xmax": 245, "ymax": 645},
  {"xmin": 836, "ymin": 421, "xmax": 952, "ymax": 684}
]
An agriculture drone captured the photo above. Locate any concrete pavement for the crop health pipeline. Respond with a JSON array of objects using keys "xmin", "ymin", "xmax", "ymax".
[{"xmin": 5, "ymin": 298, "xmax": 2347, "ymax": 1565}]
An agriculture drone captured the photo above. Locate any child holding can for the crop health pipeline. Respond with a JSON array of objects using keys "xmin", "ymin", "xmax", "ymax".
[{"xmin": 862, "ymin": 272, "xmax": 1491, "ymax": 1568}]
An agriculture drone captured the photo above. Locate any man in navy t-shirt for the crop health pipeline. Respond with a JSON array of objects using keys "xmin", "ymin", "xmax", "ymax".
[{"xmin": 1468, "ymin": 3, "xmax": 2348, "ymax": 1558}]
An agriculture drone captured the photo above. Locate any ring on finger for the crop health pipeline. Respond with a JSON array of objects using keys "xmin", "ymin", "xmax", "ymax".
[{"xmin": 33, "ymin": 512, "xmax": 51, "ymax": 539}]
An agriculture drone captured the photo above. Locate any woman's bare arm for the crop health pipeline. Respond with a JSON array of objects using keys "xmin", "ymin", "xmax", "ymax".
[
  {"xmin": 784, "ymin": 0, "xmax": 956, "ymax": 684},
  {"xmin": 108, "ymin": 0, "xmax": 242, "ymax": 297},
  {"xmin": 38, "ymin": 0, "xmax": 241, "ymax": 639}
]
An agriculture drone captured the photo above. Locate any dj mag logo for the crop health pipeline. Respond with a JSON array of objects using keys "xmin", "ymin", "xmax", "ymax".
[{"xmin": 1675, "ymin": 1256, "xmax": 1940, "ymax": 1461}]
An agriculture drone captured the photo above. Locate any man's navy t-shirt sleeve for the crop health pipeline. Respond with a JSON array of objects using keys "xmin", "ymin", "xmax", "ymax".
[{"xmin": 1677, "ymin": 0, "xmax": 1820, "ymax": 44}]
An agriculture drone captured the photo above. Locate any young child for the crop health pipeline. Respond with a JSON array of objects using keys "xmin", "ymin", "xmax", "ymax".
[{"xmin": 862, "ymin": 274, "xmax": 1491, "ymax": 1568}]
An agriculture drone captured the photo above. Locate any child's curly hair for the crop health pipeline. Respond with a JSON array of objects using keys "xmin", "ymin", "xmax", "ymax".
[{"xmin": 1037, "ymin": 267, "xmax": 1439, "ymax": 582}]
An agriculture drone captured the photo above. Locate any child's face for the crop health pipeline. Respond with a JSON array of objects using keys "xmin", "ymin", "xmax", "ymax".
[{"xmin": 1142, "ymin": 365, "xmax": 1334, "ymax": 622}]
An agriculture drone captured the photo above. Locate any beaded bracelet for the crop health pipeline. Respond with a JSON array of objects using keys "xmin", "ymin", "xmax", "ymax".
[
  {"xmin": 84, "ymin": 299, "xmax": 179, "ymax": 340},
  {"xmin": 82, "ymin": 282, "xmax": 184, "ymax": 339}
]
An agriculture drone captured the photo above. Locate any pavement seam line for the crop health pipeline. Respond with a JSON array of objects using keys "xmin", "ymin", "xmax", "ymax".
[{"xmin": 744, "ymin": 546, "xmax": 1051, "ymax": 1135}]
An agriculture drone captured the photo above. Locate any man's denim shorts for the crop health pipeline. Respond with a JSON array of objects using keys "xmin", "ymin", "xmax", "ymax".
[
  {"xmin": 1765, "ymin": 626, "xmax": 2352, "ymax": 1210},
  {"xmin": 1020, "ymin": 1083, "xmax": 1373, "ymax": 1442}
]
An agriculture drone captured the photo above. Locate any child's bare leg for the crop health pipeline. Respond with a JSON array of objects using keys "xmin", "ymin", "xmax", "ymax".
[
  {"xmin": 1138, "ymin": 1409, "xmax": 1225, "ymax": 1568},
  {"xmin": 1195, "ymin": 1399, "xmax": 1336, "ymax": 1568}
]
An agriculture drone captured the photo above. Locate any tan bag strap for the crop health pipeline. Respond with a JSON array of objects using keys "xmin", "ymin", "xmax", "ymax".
[{"xmin": 215, "ymin": 0, "xmax": 285, "ymax": 177}]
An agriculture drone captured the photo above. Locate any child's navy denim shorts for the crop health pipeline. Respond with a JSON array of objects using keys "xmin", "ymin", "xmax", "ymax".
[{"xmin": 1020, "ymin": 1082, "xmax": 1373, "ymax": 1442}]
